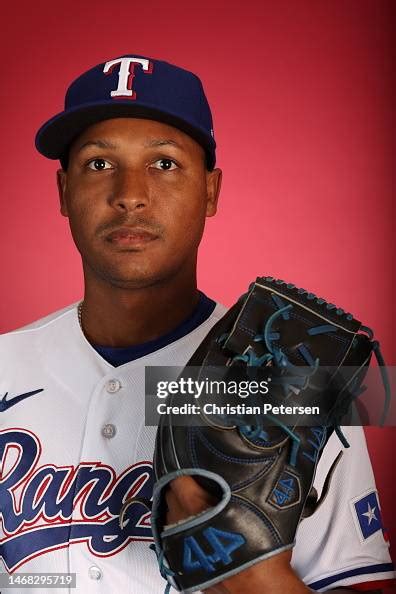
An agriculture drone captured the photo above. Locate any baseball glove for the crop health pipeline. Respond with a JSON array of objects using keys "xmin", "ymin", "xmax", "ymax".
[{"xmin": 149, "ymin": 276, "xmax": 390, "ymax": 593}]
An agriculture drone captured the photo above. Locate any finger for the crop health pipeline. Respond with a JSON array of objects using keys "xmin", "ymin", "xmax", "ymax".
[
  {"xmin": 165, "ymin": 488, "xmax": 188, "ymax": 525},
  {"xmin": 169, "ymin": 476, "xmax": 216, "ymax": 514}
]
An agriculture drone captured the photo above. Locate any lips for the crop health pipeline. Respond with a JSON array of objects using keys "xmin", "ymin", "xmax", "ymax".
[{"xmin": 105, "ymin": 226, "xmax": 159, "ymax": 246}]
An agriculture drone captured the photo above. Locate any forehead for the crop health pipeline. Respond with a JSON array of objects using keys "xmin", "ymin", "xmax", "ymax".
[{"xmin": 70, "ymin": 117, "xmax": 205, "ymax": 158}]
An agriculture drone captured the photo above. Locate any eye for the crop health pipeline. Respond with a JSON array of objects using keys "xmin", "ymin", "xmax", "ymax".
[
  {"xmin": 87, "ymin": 158, "xmax": 112, "ymax": 171},
  {"xmin": 152, "ymin": 158, "xmax": 178, "ymax": 171}
]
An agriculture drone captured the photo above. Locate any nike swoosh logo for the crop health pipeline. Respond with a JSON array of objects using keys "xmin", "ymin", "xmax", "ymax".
[{"xmin": 0, "ymin": 389, "xmax": 44, "ymax": 412}]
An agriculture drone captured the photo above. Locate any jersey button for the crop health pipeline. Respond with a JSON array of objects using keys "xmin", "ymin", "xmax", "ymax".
[
  {"xmin": 88, "ymin": 565, "xmax": 102, "ymax": 580},
  {"xmin": 102, "ymin": 423, "xmax": 117, "ymax": 439},
  {"xmin": 106, "ymin": 379, "xmax": 121, "ymax": 393}
]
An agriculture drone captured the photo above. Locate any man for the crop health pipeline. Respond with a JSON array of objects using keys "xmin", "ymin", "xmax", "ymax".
[{"xmin": 0, "ymin": 55, "xmax": 393, "ymax": 593}]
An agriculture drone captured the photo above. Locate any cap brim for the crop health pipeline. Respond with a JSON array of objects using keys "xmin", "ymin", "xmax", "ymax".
[{"xmin": 35, "ymin": 101, "xmax": 216, "ymax": 169}]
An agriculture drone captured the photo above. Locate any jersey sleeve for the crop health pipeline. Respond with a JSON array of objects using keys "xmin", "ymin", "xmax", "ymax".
[{"xmin": 291, "ymin": 426, "xmax": 395, "ymax": 591}]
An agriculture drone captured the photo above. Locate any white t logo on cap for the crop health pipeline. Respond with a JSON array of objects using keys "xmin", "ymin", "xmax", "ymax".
[{"xmin": 103, "ymin": 57, "xmax": 153, "ymax": 99}]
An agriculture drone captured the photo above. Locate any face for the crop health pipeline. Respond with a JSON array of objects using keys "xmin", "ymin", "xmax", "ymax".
[{"xmin": 57, "ymin": 118, "xmax": 221, "ymax": 289}]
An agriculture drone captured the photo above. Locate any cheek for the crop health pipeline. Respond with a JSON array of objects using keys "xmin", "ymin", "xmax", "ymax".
[
  {"xmin": 159, "ymin": 176, "xmax": 208, "ymax": 222},
  {"xmin": 65, "ymin": 185, "xmax": 106, "ymax": 227},
  {"xmin": 63, "ymin": 200, "xmax": 101, "ymax": 256},
  {"xmin": 164, "ymin": 201, "xmax": 207, "ymax": 253}
]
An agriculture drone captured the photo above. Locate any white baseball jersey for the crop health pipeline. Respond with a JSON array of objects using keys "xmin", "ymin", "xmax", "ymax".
[{"xmin": 0, "ymin": 303, "xmax": 394, "ymax": 593}]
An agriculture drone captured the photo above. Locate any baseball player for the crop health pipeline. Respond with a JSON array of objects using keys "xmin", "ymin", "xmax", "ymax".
[{"xmin": 0, "ymin": 55, "xmax": 394, "ymax": 594}]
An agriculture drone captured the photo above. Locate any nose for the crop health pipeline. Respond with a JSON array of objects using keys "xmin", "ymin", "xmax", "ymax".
[{"xmin": 109, "ymin": 167, "xmax": 149, "ymax": 212}]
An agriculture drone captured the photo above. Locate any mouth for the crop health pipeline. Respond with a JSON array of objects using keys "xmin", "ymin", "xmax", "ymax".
[{"xmin": 105, "ymin": 226, "xmax": 160, "ymax": 247}]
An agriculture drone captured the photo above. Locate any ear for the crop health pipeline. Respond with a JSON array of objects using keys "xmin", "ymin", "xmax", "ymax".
[
  {"xmin": 205, "ymin": 168, "xmax": 222, "ymax": 217},
  {"xmin": 57, "ymin": 169, "xmax": 69, "ymax": 217}
]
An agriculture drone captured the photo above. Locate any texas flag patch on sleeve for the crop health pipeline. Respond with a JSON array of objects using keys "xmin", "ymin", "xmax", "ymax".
[{"xmin": 352, "ymin": 491, "xmax": 384, "ymax": 541}]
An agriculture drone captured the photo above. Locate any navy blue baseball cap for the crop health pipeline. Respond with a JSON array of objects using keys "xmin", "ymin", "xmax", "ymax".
[{"xmin": 35, "ymin": 55, "xmax": 216, "ymax": 169}]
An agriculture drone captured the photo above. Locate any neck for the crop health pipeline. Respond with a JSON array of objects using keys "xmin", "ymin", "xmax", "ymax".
[{"xmin": 80, "ymin": 271, "xmax": 200, "ymax": 348}]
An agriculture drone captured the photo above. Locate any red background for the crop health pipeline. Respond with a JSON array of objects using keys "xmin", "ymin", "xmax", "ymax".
[{"xmin": 0, "ymin": 0, "xmax": 394, "ymax": 587}]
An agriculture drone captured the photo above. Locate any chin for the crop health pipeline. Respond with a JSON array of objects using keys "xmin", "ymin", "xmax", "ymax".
[
  {"xmin": 103, "ymin": 265, "xmax": 177, "ymax": 289},
  {"xmin": 86, "ymin": 251, "xmax": 190, "ymax": 289}
]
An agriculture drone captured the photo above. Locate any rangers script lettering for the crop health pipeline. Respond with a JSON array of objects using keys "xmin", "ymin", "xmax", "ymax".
[{"xmin": 0, "ymin": 429, "xmax": 153, "ymax": 572}]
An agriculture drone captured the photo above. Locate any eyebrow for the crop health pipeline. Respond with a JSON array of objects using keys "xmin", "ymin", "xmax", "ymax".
[
  {"xmin": 76, "ymin": 138, "xmax": 184, "ymax": 154},
  {"xmin": 76, "ymin": 139, "xmax": 117, "ymax": 153},
  {"xmin": 144, "ymin": 139, "xmax": 183, "ymax": 149}
]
